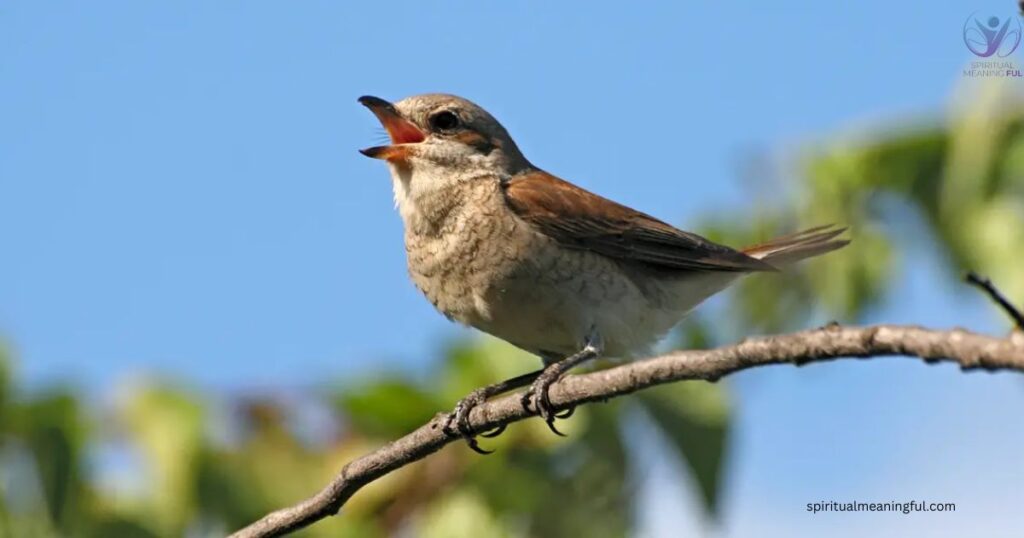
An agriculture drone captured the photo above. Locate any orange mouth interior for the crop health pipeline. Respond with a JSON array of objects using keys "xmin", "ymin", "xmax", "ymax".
[{"xmin": 380, "ymin": 116, "xmax": 425, "ymax": 145}]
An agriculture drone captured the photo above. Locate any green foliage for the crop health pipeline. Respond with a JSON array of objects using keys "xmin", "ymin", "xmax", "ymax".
[
  {"xmin": 117, "ymin": 384, "xmax": 206, "ymax": 536},
  {"xmin": 0, "ymin": 342, "xmax": 11, "ymax": 425},
  {"xmin": 336, "ymin": 379, "xmax": 442, "ymax": 438},
  {"xmin": 12, "ymin": 390, "xmax": 90, "ymax": 532},
  {"xmin": 702, "ymin": 83, "xmax": 1024, "ymax": 333}
]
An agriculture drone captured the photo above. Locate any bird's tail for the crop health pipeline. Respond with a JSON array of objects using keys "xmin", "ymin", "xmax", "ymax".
[{"xmin": 741, "ymin": 225, "xmax": 849, "ymax": 267}]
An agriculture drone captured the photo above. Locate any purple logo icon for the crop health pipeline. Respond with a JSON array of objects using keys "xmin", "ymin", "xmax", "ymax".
[{"xmin": 963, "ymin": 12, "xmax": 1022, "ymax": 57}]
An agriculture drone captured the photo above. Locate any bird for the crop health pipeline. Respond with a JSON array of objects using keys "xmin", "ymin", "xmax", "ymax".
[{"xmin": 358, "ymin": 93, "xmax": 848, "ymax": 452}]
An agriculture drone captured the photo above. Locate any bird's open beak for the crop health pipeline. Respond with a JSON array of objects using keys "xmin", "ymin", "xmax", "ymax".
[{"xmin": 358, "ymin": 95, "xmax": 426, "ymax": 161}]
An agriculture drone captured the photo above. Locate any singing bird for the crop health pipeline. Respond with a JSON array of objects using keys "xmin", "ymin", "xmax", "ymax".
[{"xmin": 358, "ymin": 94, "xmax": 847, "ymax": 452}]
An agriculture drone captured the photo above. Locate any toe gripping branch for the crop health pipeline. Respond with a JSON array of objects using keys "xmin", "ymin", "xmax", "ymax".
[
  {"xmin": 443, "ymin": 328, "xmax": 606, "ymax": 454},
  {"xmin": 443, "ymin": 370, "xmax": 541, "ymax": 454},
  {"xmin": 522, "ymin": 328, "xmax": 605, "ymax": 437}
]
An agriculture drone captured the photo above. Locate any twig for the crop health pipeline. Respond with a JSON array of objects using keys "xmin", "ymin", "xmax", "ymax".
[
  {"xmin": 965, "ymin": 271, "xmax": 1024, "ymax": 329},
  {"xmin": 229, "ymin": 324, "xmax": 1024, "ymax": 537}
]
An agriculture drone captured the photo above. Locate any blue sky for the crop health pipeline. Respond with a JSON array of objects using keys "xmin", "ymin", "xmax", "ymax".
[{"xmin": 3, "ymin": 1, "xmax": 1023, "ymax": 536}]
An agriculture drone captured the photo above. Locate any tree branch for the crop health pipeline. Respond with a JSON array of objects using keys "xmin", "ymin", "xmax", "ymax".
[
  {"xmin": 965, "ymin": 271, "xmax": 1024, "ymax": 329},
  {"xmin": 230, "ymin": 324, "xmax": 1024, "ymax": 538}
]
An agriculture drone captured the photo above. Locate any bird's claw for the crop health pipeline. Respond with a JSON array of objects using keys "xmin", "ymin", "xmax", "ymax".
[
  {"xmin": 478, "ymin": 423, "xmax": 507, "ymax": 438},
  {"xmin": 522, "ymin": 370, "xmax": 572, "ymax": 436},
  {"xmin": 441, "ymin": 369, "xmax": 547, "ymax": 454},
  {"xmin": 443, "ymin": 389, "xmax": 502, "ymax": 455}
]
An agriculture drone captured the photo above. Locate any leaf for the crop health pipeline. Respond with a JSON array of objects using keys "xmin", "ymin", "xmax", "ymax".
[
  {"xmin": 635, "ymin": 382, "xmax": 730, "ymax": 518},
  {"xmin": 334, "ymin": 378, "xmax": 441, "ymax": 438},
  {"xmin": 117, "ymin": 382, "xmax": 206, "ymax": 537},
  {"xmin": 0, "ymin": 341, "xmax": 12, "ymax": 422},
  {"xmin": 85, "ymin": 516, "xmax": 161, "ymax": 538},
  {"xmin": 416, "ymin": 489, "xmax": 512, "ymax": 538},
  {"xmin": 437, "ymin": 338, "xmax": 541, "ymax": 404},
  {"xmin": 528, "ymin": 404, "xmax": 633, "ymax": 538},
  {"xmin": 12, "ymin": 389, "xmax": 90, "ymax": 531}
]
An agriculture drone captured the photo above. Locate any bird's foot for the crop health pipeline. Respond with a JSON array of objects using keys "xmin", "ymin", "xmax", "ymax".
[
  {"xmin": 443, "ymin": 388, "xmax": 505, "ymax": 454},
  {"xmin": 522, "ymin": 329, "xmax": 603, "ymax": 436},
  {"xmin": 442, "ymin": 369, "xmax": 542, "ymax": 454},
  {"xmin": 521, "ymin": 366, "xmax": 577, "ymax": 436}
]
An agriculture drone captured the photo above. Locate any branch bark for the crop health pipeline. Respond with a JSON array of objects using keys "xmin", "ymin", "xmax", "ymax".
[{"xmin": 230, "ymin": 324, "xmax": 1024, "ymax": 538}]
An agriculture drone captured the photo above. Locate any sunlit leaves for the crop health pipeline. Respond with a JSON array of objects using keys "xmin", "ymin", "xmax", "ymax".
[
  {"xmin": 416, "ymin": 489, "xmax": 514, "ymax": 538},
  {"xmin": 117, "ymin": 383, "xmax": 205, "ymax": 537}
]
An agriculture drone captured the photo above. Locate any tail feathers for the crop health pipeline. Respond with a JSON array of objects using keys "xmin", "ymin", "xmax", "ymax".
[{"xmin": 742, "ymin": 224, "xmax": 849, "ymax": 267}]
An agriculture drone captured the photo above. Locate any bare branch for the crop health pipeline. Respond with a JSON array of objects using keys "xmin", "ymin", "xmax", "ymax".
[
  {"xmin": 230, "ymin": 324, "xmax": 1024, "ymax": 538},
  {"xmin": 966, "ymin": 271, "xmax": 1024, "ymax": 329}
]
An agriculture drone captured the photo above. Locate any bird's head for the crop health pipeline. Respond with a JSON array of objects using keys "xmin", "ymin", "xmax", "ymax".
[{"xmin": 359, "ymin": 94, "xmax": 531, "ymax": 180}]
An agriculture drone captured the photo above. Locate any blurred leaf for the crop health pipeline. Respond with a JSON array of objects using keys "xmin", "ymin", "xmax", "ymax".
[
  {"xmin": 416, "ymin": 489, "xmax": 512, "ymax": 538},
  {"xmin": 86, "ymin": 516, "xmax": 161, "ymax": 538},
  {"xmin": 0, "ymin": 341, "xmax": 12, "ymax": 424},
  {"xmin": 335, "ymin": 378, "xmax": 441, "ymax": 438},
  {"xmin": 195, "ymin": 398, "xmax": 354, "ymax": 538},
  {"xmin": 636, "ymin": 382, "xmax": 730, "ymax": 517},
  {"xmin": 528, "ymin": 404, "xmax": 633, "ymax": 538},
  {"xmin": 13, "ymin": 389, "xmax": 90, "ymax": 532},
  {"xmin": 676, "ymin": 316, "xmax": 714, "ymax": 350},
  {"xmin": 438, "ymin": 338, "xmax": 541, "ymax": 404},
  {"xmin": 118, "ymin": 383, "xmax": 205, "ymax": 537}
]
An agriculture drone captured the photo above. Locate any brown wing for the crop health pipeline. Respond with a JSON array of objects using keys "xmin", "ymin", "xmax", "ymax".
[{"xmin": 502, "ymin": 170, "xmax": 775, "ymax": 273}]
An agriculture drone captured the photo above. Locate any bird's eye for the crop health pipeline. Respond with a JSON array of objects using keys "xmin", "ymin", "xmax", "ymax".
[{"xmin": 429, "ymin": 110, "xmax": 460, "ymax": 131}]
